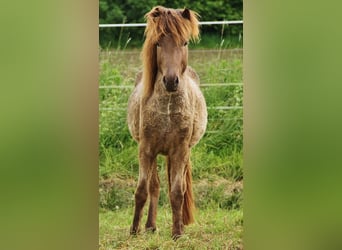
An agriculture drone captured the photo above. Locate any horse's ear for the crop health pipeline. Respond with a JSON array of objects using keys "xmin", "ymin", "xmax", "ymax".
[
  {"xmin": 151, "ymin": 7, "xmax": 160, "ymax": 17},
  {"xmin": 182, "ymin": 8, "xmax": 191, "ymax": 20}
]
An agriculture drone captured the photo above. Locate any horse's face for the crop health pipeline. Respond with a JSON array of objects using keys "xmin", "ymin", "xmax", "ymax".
[{"xmin": 156, "ymin": 34, "xmax": 188, "ymax": 92}]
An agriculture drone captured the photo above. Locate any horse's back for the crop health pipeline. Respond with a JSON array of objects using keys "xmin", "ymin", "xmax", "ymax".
[
  {"xmin": 127, "ymin": 72, "xmax": 143, "ymax": 142},
  {"xmin": 135, "ymin": 71, "xmax": 143, "ymax": 86},
  {"xmin": 186, "ymin": 66, "xmax": 208, "ymax": 147},
  {"xmin": 187, "ymin": 66, "xmax": 200, "ymax": 85}
]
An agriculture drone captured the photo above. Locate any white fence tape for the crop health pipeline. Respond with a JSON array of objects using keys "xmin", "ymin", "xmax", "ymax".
[{"xmin": 99, "ymin": 20, "xmax": 243, "ymax": 28}]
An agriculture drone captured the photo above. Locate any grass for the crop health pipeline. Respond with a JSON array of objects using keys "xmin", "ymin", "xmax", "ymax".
[
  {"xmin": 99, "ymin": 208, "xmax": 243, "ymax": 250},
  {"xmin": 99, "ymin": 47, "xmax": 243, "ymax": 249}
]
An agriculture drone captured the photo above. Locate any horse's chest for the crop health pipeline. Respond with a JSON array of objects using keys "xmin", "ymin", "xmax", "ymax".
[{"xmin": 142, "ymin": 95, "xmax": 193, "ymax": 141}]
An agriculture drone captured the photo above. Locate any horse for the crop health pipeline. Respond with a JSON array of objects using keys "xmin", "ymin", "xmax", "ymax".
[{"xmin": 127, "ymin": 6, "xmax": 207, "ymax": 239}]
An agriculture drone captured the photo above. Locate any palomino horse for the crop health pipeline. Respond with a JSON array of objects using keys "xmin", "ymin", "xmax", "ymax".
[{"xmin": 127, "ymin": 6, "xmax": 207, "ymax": 239}]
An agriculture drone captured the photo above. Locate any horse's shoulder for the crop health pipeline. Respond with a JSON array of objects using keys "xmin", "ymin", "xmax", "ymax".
[{"xmin": 186, "ymin": 66, "xmax": 200, "ymax": 85}]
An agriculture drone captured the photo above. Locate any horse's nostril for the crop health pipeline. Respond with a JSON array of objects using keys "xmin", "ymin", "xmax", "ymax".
[
  {"xmin": 163, "ymin": 75, "xmax": 179, "ymax": 84},
  {"xmin": 163, "ymin": 75, "xmax": 179, "ymax": 91}
]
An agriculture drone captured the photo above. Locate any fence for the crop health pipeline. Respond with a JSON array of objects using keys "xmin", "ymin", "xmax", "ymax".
[{"xmin": 99, "ymin": 20, "xmax": 243, "ymax": 28}]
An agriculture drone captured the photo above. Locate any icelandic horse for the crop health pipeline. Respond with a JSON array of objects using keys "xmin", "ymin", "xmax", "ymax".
[{"xmin": 127, "ymin": 6, "xmax": 207, "ymax": 239}]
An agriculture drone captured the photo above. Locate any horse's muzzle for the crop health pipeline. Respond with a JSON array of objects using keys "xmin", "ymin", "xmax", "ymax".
[{"xmin": 163, "ymin": 75, "xmax": 179, "ymax": 92}]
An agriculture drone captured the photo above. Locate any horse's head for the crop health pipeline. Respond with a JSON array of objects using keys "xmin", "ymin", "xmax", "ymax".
[
  {"xmin": 156, "ymin": 34, "xmax": 188, "ymax": 92},
  {"xmin": 142, "ymin": 6, "xmax": 199, "ymax": 95}
]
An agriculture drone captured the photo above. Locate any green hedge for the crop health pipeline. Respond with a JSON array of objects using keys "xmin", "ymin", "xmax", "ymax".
[{"xmin": 99, "ymin": 0, "xmax": 243, "ymax": 48}]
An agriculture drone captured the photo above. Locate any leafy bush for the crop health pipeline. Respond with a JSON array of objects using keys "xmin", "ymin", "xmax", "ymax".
[
  {"xmin": 194, "ymin": 178, "xmax": 243, "ymax": 210},
  {"xmin": 99, "ymin": 0, "xmax": 243, "ymax": 48}
]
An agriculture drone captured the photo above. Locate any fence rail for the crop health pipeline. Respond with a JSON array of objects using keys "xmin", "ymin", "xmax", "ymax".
[
  {"xmin": 99, "ymin": 106, "xmax": 242, "ymax": 111},
  {"xmin": 99, "ymin": 82, "xmax": 243, "ymax": 89},
  {"xmin": 99, "ymin": 82, "xmax": 243, "ymax": 111},
  {"xmin": 99, "ymin": 20, "xmax": 243, "ymax": 28}
]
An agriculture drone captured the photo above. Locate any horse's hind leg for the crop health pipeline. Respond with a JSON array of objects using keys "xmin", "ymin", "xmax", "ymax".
[
  {"xmin": 130, "ymin": 149, "xmax": 154, "ymax": 234},
  {"xmin": 145, "ymin": 160, "xmax": 160, "ymax": 232}
]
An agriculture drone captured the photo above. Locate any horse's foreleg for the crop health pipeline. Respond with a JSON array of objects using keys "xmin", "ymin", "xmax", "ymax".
[
  {"xmin": 169, "ymin": 149, "xmax": 189, "ymax": 239},
  {"xmin": 145, "ymin": 160, "xmax": 160, "ymax": 232},
  {"xmin": 130, "ymin": 148, "xmax": 154, "ymax": 235}
]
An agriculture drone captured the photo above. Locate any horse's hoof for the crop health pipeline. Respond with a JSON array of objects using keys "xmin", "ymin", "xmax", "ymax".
[
  {"xmin": 129, "ymin": 226, "xmax": 140, "ymax": 235},
  {"xmin": 172, "ymin": 233, "xmax": 182, "ymax": 241},
  {"xmin": 145, "ymin": 226, "xmax": 157, "ymax": 233},
  {"xmin": 171, "ymin": 229, "xmax": 183, "ymax": 240}
]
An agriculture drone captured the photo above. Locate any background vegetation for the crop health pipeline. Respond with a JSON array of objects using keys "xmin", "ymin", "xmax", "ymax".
[{"xmin": 99, "ymin": 0, "xmax": 243, "ymax": 48}]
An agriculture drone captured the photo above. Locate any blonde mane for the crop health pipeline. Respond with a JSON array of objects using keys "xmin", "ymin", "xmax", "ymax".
[{"xmin": 141, "ymin": 6, "xmax": 200, "ymax": 99}]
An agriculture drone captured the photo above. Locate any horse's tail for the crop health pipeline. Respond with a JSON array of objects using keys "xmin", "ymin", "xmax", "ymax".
[
  {"xmin": 166, "ymin": 156, "xmax": 195, "ymax": 225},
  {"xmin": 183, "ymin": 159, "xmax": 195, "ymax": 225}
]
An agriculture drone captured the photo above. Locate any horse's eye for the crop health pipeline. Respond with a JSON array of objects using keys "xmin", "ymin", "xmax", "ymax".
[{"xmin": 184, "ymin": 41, "xmax": 188, "ymax": 46}]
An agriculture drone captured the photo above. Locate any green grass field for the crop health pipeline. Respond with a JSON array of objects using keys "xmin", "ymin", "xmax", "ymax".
[
  {"xmin": 100, "ymin": 208, "xmax": 243, "ymax": 250},
  {"xmin": 99, "ymin": 48, "xmax": 243, "ymax": 249}
]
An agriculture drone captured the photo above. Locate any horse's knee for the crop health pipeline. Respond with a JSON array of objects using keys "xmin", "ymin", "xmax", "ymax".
[
  {"xmin": 170, "ymin": 187, "xmax": 183, "ymax": 207},
  {"xmin": 135, "ymin": 189, "xmax": 148, "ymax": 202},
  {"xmin": 135, "ymin": 182, "xmax": 148, "ymax": 203},
  {"xmin": 149, "ymin": 186, "xmax": 160, "ymax": 198}
]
